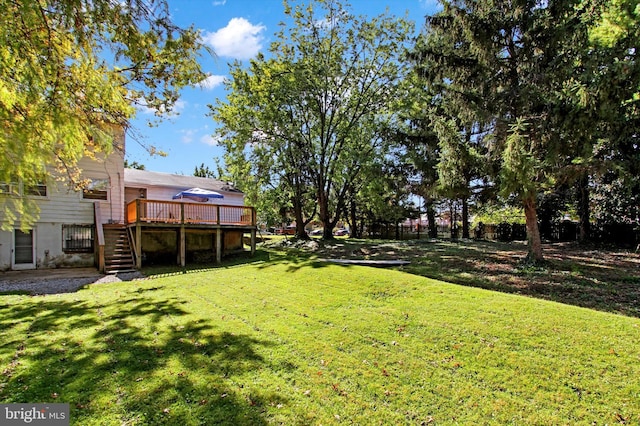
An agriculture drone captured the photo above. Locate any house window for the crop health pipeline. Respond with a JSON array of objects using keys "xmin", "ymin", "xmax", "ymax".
[
  {"xmin": 63, "ymin": 225, "xmax": 94, "ymax": 253},
  {"xmin": 83, "ymin": 179, "xmax": 109, "ymax": 200},
  {"xmin": 24, "ymin": 182, "xmax": 47, "ymax": 197},
  {"xmin": 0, "ymin": 181, "xmax": 46, "ymax": 197},
  {"xmin": 0, "ymin": 182, "xmax": 19, "ymax": 195}
]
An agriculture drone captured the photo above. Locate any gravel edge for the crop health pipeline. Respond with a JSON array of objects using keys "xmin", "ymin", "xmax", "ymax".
[{"xmin": 0, "ymin": 272, "xmax": 146, "ymax": 295}]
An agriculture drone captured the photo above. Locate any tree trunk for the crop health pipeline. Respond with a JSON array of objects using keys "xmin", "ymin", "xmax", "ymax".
[
  {"xmin": 577, "ymin": 174, "xmax": 591, "ymax": 242},
  {"xmin": 349, "ymin": 195, "xmax": 360, "ymax": 238},
  {"xmin": 450, "ymin": 202, "xmax": 457, "ymax": 239},
  {"xmin": 462, "ymin": 196, "xmax": 470, "ymax": 239},
  {"xmin": 426, "ymin": 201, "xmax": 437, "ymax": 238},
  {"xmin": 523, "ymin": 196, "xmax": 544, "ymax": 263},
  {"xmin": 293, "ymin": 196, "xmax": 310, "ymax": 240},
  {"xmin": 317, "ymin": 190, "xmax": 334, "ymax": 239}
]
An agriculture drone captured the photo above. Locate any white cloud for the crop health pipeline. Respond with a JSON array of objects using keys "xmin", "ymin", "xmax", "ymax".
[
  {"xmin": 212, "ymin": 0, "xmax": 226, "ymax": 5},
  {"xmin": 180, "ymin": 129, "xmax": 196, "ymax": 144},
  {"xmin": 201, "ymin": 134, "xmax": 222, "ymax": 146},
  {"xmin": 196, "ymin": 74, "xmax": 226, "ymax": 90},
  {"xmin": 172, "ymin": 99, "xmax": 187, "ymax": 115},
  {"xmin": 202, "ymin": 18, "xmax": 266, "ymax": 60},
  {"xmin": 134, "ymin": 97, "xmax": 186, "ymax": 117}
]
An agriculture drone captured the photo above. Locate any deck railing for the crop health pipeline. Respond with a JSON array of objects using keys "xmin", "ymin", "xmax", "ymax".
[{"xmin": 126, "ymin": 199, "xmax": 256, "ymax": 226}]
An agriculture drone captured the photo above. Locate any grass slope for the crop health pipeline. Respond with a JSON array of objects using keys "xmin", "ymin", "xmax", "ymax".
[{"xmin": 1, "ymin": 251, "xmax": 639, "ymax": 425}]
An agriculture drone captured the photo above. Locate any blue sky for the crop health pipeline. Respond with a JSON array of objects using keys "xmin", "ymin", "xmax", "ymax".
[{"xmin": 126, "ymin": 0, "xmax": 440, "ymax": 175}]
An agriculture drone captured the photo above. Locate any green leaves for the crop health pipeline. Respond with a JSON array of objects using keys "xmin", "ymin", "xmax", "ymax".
[
  {"xmin": 212, "ymin": 0, "xmax": 411, "ymax": 234},
  {"xmin": 500, "ymin": 119, "xmax": 539, "ymax": 200},
  {"xmin": 1, "ymin": 0, "xmax": 206, "ymax": 229}
]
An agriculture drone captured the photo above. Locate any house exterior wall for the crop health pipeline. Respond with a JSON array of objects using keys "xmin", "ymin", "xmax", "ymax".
[
  {"xmin": 0, "ymin": 127, "xmax": 125, "ymax": 270},
  {"xmin": 0, "ymin": 232, "xmax": 11, "ymax": 271}
]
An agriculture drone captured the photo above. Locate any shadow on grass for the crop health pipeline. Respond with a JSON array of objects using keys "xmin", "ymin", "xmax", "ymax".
[
  {"xmin": 0, "ymin": 294, "xmax": 276, "ymax": 425},
  {"xmin": 142, "ymin": 248, "xmax": 332, "ymax": 279},
  {"xmin": 398, "ymin": 240, "xmax": 640, "ymax": 318},
  {"xmin": 254, "ymin": 238, "xmax": 640, "ymax": 318},
  {"xmin": 141, "ymin": 240, "xmax": 640, "ymax": 318}
]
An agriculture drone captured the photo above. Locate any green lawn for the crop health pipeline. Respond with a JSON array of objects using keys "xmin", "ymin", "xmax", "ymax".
[{"xmin": 1, "ymin": 248, "xmax": 639, "ymax": 425}]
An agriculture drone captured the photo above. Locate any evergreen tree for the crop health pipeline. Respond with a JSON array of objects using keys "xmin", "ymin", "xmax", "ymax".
[{"xmin": 414, "ymin": 0, "xmax": 609, "ymax": 261}]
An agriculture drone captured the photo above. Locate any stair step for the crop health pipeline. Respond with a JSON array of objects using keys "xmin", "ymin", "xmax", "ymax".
[
  {"xmin": 105, "ymin": 257, "xmax": 134, "ymax": 263},
  {"xmin": 105, "ymin": 269, "xmax": 138, "ymax": 275},
  {"xmin": 102, "ymin": 226, "xmax": 136, "ymax": 272}
]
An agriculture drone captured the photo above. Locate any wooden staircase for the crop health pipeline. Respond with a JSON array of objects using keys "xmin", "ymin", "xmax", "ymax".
[{"xmin": 103, "ymin": 225, "xmax": 136, "ymax": 274}]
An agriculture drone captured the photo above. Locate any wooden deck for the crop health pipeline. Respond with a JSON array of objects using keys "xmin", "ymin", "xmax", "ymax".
[
  {"xmin": 124, "ymin": 199, "xmax": 257, "ymax": 268},
  {"xmin": 126, "ymin": 199, "xmax": 256, "ymax": 227}
]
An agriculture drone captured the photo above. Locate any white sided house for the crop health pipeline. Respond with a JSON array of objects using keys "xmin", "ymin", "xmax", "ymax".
[
  {"xmin": 0, "ymin": 127, "xmax": 126, "ymax": 272},
  {"xmin": 0, "ymin": 135, "xmax": 256, "ymax": 273}
]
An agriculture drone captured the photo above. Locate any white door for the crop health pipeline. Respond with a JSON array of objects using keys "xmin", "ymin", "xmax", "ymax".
[{"xmin": 12, "ymin": 229, "xmax": 36, "ymax": 270}]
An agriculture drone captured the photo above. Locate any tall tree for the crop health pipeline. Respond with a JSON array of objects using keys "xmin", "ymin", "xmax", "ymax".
[
  {"xmin": 433, "ymin": 119, "xmax": 485, "ymax": 239},
  {"xmin": 212, "ymin": 0, "xmax": 412, "ymax": 239},
  {"xmin": 416, "ymin": 0, "xmax": 608, "ymax": 262},
  {"xmin": 583, "ymin": 0, "xmax": 640, "ymax": 238},
  {"xmin": 0, "ymin": 0, "xmax": 207, "ymax": 229},
  {"xmin": 193, "ymin": 163, "xmax": 216, "ymax": 178},
  {"xmin": 390, "ymin": 65, "xmax": 442, "ymax": 238}
]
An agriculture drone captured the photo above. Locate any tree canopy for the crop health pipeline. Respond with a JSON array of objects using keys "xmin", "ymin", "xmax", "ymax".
[
  {"xmin": 411, "ymin": 0, "xmax": 639, "ymax": 261},
  {"xmin": 211, "ymin": 0, "xmax": 412, "ymax": 239},
  {"xmin": 0, "ymin": 0, "xmax": 207, "ymax": 229}
]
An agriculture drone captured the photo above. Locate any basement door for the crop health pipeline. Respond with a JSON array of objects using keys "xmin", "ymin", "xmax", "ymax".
[{"xmin": 12, "ymin": 228, "xmax": 36, "ymax": 270}]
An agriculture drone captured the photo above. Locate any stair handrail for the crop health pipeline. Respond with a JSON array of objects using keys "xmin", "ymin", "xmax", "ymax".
[
  {"xmin": 127, "ymin": 226, "xmax": 138, "ymax": 267},
  {"xmin": 94, "ymin": 202, "xmax": 105, "ymax": 273}
]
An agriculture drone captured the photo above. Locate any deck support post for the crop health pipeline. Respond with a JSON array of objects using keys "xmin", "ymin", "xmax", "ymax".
[
  {"xmin": 216, "ymin": 229, "xmax": 222, "ymax": 264},
  {"xmin": 251, "ymin": 228, "xmax": 256, "ymax": 255},
  {"xmin": 179, "ymin": 226, "xmax": 186, "ymax": 267},
  {"xmin": 135, "ymin": 224, "xmax": 142, "ymax": 269}
]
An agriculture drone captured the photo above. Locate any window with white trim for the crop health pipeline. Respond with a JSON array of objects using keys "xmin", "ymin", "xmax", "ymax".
[
  {"xmin": 25, "ymin": 182, "xmax": 47, "ymax": 197},
  {"xmin": 83, "ymin": 178, "xmax": 109, "ymax": 200},
  {"xmin": 0, "ymin": 180, "xmax": 47, "ymax": 197},
  {"xmin": 0, "ymin": 182, "xmax": 18, "ymax": 195}
]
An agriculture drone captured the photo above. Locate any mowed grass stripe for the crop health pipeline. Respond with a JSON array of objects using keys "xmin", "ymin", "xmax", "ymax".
[
  {"xmin": 1, "ymin": 255, "xmax": 639, "ymax": 425},
  {"xmin": 176, "ymin": 267, "xmax": 446, "ymax": 423},
  {"xmin": 145, "ymin": 259, "xmax": 640, "ymax": 424}
]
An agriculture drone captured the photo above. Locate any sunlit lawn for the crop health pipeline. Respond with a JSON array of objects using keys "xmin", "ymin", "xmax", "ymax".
[{"xmin": 1, "ymin": 248, "xmax": 639, "ymax": 425}]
